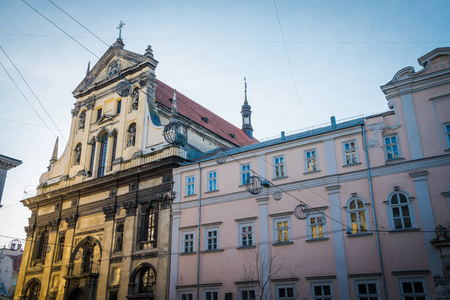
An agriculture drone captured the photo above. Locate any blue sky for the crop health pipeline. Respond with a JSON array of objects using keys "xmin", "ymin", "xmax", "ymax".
[{"xmin": 0, "ymin": 0, "xmax": 449, "ymax": 246}]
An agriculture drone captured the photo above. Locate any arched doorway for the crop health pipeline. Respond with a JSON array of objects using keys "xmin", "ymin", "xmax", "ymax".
[{"xmin": 68, "ymin": 288, "xmax": 84, "ymax": 300}]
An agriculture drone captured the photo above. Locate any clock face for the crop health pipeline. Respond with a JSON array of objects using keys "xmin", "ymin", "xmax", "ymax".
[
  {"xmin": 116, "ymin": 80, "xmax": 132, "ymax": 97},
  {"xmin": 294, "ymin": 204, "xmax": 309, "ymax": 220}
]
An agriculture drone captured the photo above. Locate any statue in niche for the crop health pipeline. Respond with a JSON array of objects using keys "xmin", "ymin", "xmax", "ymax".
[
  {"xmin": 132, "ymin": 88, "xmax": 139, "ymax": 110},
  {"xmin": 74, "ymin": 144, "xmax": 82, "ymax": 165},
  {"xmin": 107, "ymin": 60, "xmax": 121, "ymax": 78},
  {"xmin": 128, "ymin": 125, "xmax": 136, "ymax": 147},
  {"xmin": 79, "ymin": 111, "xmax": 86, "ymax": 130}
]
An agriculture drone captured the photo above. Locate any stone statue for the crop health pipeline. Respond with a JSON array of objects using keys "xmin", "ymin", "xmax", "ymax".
[
  {"xmin": 74, "ymin": 145, "xmax": 82, "ymax": 165},
  {"xmin": 132, "ymin": 89, "xmax": 139, "ymax": 110},
  {"xmin": 128, "ymin": 126, "xmax": 136, "ymax": 147},
  {"xmin": 79, "ymin": 111, "xmax": 86, "ymax": 130}
]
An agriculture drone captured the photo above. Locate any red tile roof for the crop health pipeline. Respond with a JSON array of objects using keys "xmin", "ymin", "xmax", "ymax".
[{"xmin": 155, "ymin": 79, "xmax": 258, "ymax": 147}]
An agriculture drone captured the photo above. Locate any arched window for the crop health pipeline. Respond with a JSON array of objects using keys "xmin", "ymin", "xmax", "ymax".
[
  {"xmin": 36, "ymin": 230, "xmax": 49, "ymax": 260},
  {"xmin": 387, "ymin": 191, "xmax": 416, "ymax": 230},
  {"xmin": 26, "ymin": 280, "xmax": 40, "ymax": 300},
  {"xmin": 138, "ymin": 267, "xmax": 155, "ymax": 293},
  {"xmin": 139, "ymin": 205, "xmax": 158, "ymax": 247},
  {"xmin": 346, "ymin": 198, "xmax": 369, "ymax": 234},
  {"xmin": 82, "ymin": 249, "xmax": 93, "ymax": 273},
  {"xmin": 110, "ymin": 131, "xmax": 118, "ymax": 171},
  {"xmin": 115, "ymin": 224, "xmax": 124, "ymax": 252},
  {"xmin": 127, "ymin": 123, "xmax": 136, "ymax": 147},
  {"xmin": 88, "ymin": 140, "xmax": 96, "ymax": 177},
  {"xmin": 97, "ymin": 133, "xmax": 108, "ymax": 177}
]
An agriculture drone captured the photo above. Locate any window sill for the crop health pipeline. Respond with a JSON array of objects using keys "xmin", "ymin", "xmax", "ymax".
[
  {"xmin": 205, "ymin": 190, "xmax": 219, "ymax": 194},
  {"xmin": 237, "ymin": 245, "xmax": 256, "ymax": 250},
  {"xmin": 385, "ymin": 157, "xmax": 405, "ymax": 164},
  {"xmin": 305, "ymin": 237, "xmax": 329, "ymax": 243},
  {"xmin": 201, "ymin": 249, "xmax": 224, "ymax": 253},
  {"xmin": 272, "ymin": 241, "xmax": 293, "ymax": 246},
  {"xmin": 180, "ymin": 252, "xmax": 197, "ymax": 256},
  {"xmin": 303, "ymin": 170, "xmax": 321, "ymax": 175},
  {"xmin": 272, "ymin": 176, "xmax": 288, "ymax": 180},
  {"xmin": 184, "ymin": 194, "xmax": 197, "ymax": 198},
  {"xmin": 389, "ymin": 227, "xmax": 420, "ymax": 233},
  {"xmin": 346, "ymin": 232, "xmax": 373, "ymax": 238},
  {"xmin": 445, "ymin": 148, "xmax": 450, "ymax": 152},
  {"xmin": 342, "ymin": 162, "xmax": 362, "ymax": 167}
]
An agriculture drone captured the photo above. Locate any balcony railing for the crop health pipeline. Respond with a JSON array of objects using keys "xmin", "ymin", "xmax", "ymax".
[{"xmin": 67, "ymin": 262, "xmax": 100, "ymax": 277}]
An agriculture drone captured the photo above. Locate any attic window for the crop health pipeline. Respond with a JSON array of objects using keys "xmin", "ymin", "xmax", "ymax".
[
  {"xmin": 201, "ymin": 117, "xmax": 209, "ymax": 123},
  {"xmin": 229, "ymin": 133, "xmax": 235, "ymax": 139}
]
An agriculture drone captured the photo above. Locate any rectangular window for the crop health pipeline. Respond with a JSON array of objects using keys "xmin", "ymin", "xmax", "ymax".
[
  {"xmin": 308, "ymin": 213, "xmax": 327, "ymax": 240},
  {"xmin": 274, "ymin": 217, "xmax": 291, "ymax": 243},
  {"xmin": 55, "ymin": 234, "xmax": 65, "ymax": 262},
  {"xmin": 444, "ymin": 123, "xmax": 450, "ymax": 148},
  {"xmin": 205, "ymin": 228, "xmax": 219, "ymax": 250},
  {"xmin": 97, "ymin": 107, "xmax": 102, "ymax": 121},
  {"xmin": 239, "ymin": 288, "xmax": 256, "ymax": 300},
  {"xmin": 355, "ymin": 281, "xmax": 380, "ymax": 300},
  {"xmin": 311, "ymin": 283, "xmax": 333, "ymax": 300},
  {"xmin": 276, "ymin": 285, "xmax": 295, "ymax": 300},
  {"xmin": 182, "ymin": 231, "xmax": 195, "ymax": 253},
  {"xmin": 203, "ymin": 290, "xmax": 219, "ymax": 300},
  {"xmin": 384, "ymin": 135, "xmax": 401, "ymax": 160},
  {"xmin": 398, "ymin": 277, "xmax": 428, "ymax": 300},
  {"xmin": 186, "ymin": 176, "xmax": 195, "ymax": 196},
  {"xmin": 343, "ymin": 141, "xmax": 358, "ymax": 165},
  {"xmin": 116, "ymin": 100, "xmax": 122, "ymax": 114},
  {"xmin": 239, "ymin": 222, "xmax": 254, "ymax": 247},
  {"xmin": 180, "ymin": 293, "xmax": 194, "ymax": 300},
  {"xmin": 207, "ymin": 171, "xmax": 217, "ymax": 192},
  {"xmin": 305, "ymin": 149, "xmax": 318, "ymax": 172},
  {"xmin": 240, "ymin": 163, "xmax": 251, "ymax": 185},
  {"xmin": 273, "ymin": 156, "xmax": 286, "ymax": 178}
]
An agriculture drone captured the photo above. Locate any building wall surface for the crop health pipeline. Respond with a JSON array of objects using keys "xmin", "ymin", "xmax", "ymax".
[{"xmin": 170, "ymin": 48, "xmax": 450, "ymax": 300}]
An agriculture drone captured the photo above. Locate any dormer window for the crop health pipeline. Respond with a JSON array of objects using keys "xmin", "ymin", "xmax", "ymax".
[
  {"xmin": 201, "ymin": 117, "xmax": 209, "ymax": 123},
  {"xmin": 229, "ymin": 133, "xmax": 235, "ymax": 139}
]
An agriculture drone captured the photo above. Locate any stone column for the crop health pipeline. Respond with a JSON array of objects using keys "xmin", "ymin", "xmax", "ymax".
[{"xmin": 326, "ymin": 185, "xmax": 350, "ymax": 299}]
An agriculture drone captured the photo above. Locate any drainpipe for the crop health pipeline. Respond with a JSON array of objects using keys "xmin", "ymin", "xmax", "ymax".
[
  {"xmin": 196, "ymin": 163, "xmax": 202, "ymax": 300},
  {"xmin": 362, "ymin": 124, "xmax": 388, "ymax": 300}
]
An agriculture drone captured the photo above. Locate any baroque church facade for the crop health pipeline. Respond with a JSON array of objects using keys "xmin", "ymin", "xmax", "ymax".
[{"xmin": 14, "ymin": 37, "xmax": 255, "ymax": 300}]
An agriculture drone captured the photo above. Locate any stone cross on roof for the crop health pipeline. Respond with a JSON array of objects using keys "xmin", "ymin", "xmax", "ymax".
[{"xmin": 117, "ymin": 21, "xmax": 125, "ymax": 39}]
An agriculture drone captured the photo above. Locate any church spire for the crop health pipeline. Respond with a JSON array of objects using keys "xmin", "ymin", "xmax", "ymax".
[
  {"xmin": 113, "ymin": 21, "xmax": 125, "ymax": 49},
  {"xmin": 48, "ymin": 137, "xmax": 59, "ymax": 170},
  {"xmin": 241, "ymin": 77, "xmax": 253, "ymax": 139}
]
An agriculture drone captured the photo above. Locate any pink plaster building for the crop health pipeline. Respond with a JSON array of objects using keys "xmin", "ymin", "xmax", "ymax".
[{"xmin": 169, "ymin": 48, "xmax": 450, "ymax": 299}]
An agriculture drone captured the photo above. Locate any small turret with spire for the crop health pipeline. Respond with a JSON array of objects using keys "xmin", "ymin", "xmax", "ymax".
[
  {"xmin": 48, "ymin": 137, "xmax": 59, "ymax": 171},
  {"xmin": 241, "ymin": 77, "xmax": 253, "ymax": 139}
]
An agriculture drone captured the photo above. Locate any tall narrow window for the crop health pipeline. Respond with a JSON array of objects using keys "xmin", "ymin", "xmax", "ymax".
[
  {"xmin": 343, "ymin": 141, "xmax": 358, "ymax": 165},
  {"xmin": 138, "ymin": 267, "xmax": 155, "ymax": 293},
  {"xmin": 384, "ymin": 135, "xmax": 401, "ymax": 160},
  {"xmin": 207, "ymin": 171, "xmax": 217, "ymax": 191},
  {"xmin": 186, "ymin": 176, "xmax": 195, "ymax": 196},
  {"xmin": 55, "ymin": 235, "xmax": 65, "ymax": 262},
  {"xmin": 97, "ymin": 108, "xmax": 102, "ymax": 121},
  {"xmin": 307, "ymin": 213, "xmax": 327, "ymax": 240},
  {"xmin": 205, "ymin": 228, "xmax": 219, "ymax": 250},
  {"xmin": 273, "ymin": 156, "xmax": 285, "ymax": 178},
  {"xmin": 88, "ymin": 141, "xmax": 96, "ymax": 177},
  {"xmin": 142, "ymin": 206, "xmax": 158, "ymax": 247},
  {"xmin": 305, "ymin": 149, "xmax": 318, "ymax": 172},
  {"xmin": 444, "ymin": 123, "xmax": 450, "ymax": 148},
  {"xmin": 110, "ymin": 131, "xmax": 118, "ymax": 170},
  {"xmin": 116, "ymin": 100, "xmax": 122, "ymax": 114},
  {"xmin": 347, "ymin": 199, "xmax": 368, "ymax": 234},
  {"xmin": 36, "ymin": 230, "xmax": 49, "ymax": 260},
  {"xmin": 240, "ymin": 163, "xmax": 251, "ymax": 185},
  {"xmin": 97, "ymin": 133, "xmax": 108, "ymax": 177},
  {"xmin": 239, "ymin": 222, "xmax": 253, "ymax": 247},
  {"xmin": 82, "ymin": 249, "xmax": 92, "ymax": 273},
  {"xmin": 274, "ymin": 218, "xmax": 290, "ymax": 243},
  {"xmin": 115, "ymin": 224, "xmax": 124, "ymax": 252},
  {"xmin": 182, "ymin": 231, "xmax": 195, "ymax": 253},
  {"xmin": 388, "ymin": 191, "xmax": 415, "ymax": 230}
]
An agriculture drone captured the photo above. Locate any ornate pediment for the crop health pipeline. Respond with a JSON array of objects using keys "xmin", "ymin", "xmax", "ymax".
[{"xmin": 96, "ymin": 113, "xmax": 115, "ymax": 125}]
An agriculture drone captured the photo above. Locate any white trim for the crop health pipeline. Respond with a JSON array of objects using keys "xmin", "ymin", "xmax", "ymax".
[
  {"xmin": 310, "ymin": 280, "xmax": 334, "ymax": 300},
  {"xmin": 237, "ymin": 285, "xmax": 257, "ymax": 300},
  {"xmin": 238, "ymin": 221, "xmax": 255, "ymax": 247},
  {"xmin": 383, "ymin": 134, "xmax": 402, "ymax": 161},
  {"xmin": 202, "ymin": 288, "xmax": 220, "ymax": 300},
  {"xmin": 353, "ymin": 278, "xmax": 381, "ymax": 300},
  {"xmin": 272, "ymin": 216, "xmax": 291, "ymax": 244},
  {"xmin": 345, "ymin": 197, "xmax": 371, "ymax": 234},
  {"xmin": 204, "ymin": 226, "xmax": 220, "ymax": 251},
  {"xmin": 385, "ymin": 189, "xmax": 418, "ymax": 231},
  {"xmin": 181, "ymin": 229, "xmax": 196, "ymax": 253},
  {"xmin": 396, "ymin": 275, "xmax": 430, "ymax": 300},
  {"xmin": 307, "ymin": 211, "xmax": 327, "ymax": 240},
  {"xmin": 207, "ymin": 170, "xmax": 218, "ymax": 192},
  {"xmin": 240, "ymin": 163, "xmax": 252, "ymax": 186},
  {"xmin": 400, "ymin": 93, "xmax": 423, "ymax": 159},
  {"xmin": 443, "ymin": 122, "xmax": 450, "ymax": 149},
  {"xmin": 342, "ymin": 140, "xmax": 359, "ymax": 165},
  {"xmin": 274, "ymin": 283, "xmax": 296, "ymax": 300},
  {"xmin": 185, "ymin": 175, "xmax": 195, "ymax": 196},
  {"xmin": 273, "ymin": 155, "xmax": 286, "ymax": 179},
  {"xmin": 304, "ymin": 148, "xmax": 318, "ymax": 173}
]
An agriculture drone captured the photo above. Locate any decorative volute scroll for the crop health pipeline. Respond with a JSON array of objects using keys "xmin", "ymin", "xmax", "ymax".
[
  {"xmin": 387, "ymin": 101, "xmax": 401, "ymax": 130},
  {"xmin": 367, "ymin": 122, "xmax": 386, "ymax": 148}
]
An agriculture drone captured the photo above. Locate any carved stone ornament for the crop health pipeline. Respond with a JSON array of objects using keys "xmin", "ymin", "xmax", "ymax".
[
  {"xmin": 65, "ymin": 214, "xmax": 78, "ymax": 229},
  {"xmin": 367, "ymin": 122, "xmax": 386, "ymax": 148},
  {"xmin": 162, "ymin": 174, "xmax": 173, "ymax": 183},
  {"xmin": 49, "ymin": 219, "xmax": 59, "ymax": 232},
  {"xmin": 139, "ymin": 74, "xmax": 149, "ymax": 87},
  {"xmin": 71, "ymin": 198, "xmax": 78, "ymax": 207},
  {"xmin": 432, "ymin": 275, "xmax": 448, "ymax": 298},
  {"xmin": 55, "ymin": 203, "xmax": 61, "ymax": 211},
  {"xmin": 25, "ymin": 225, "xmax": 36, "ymax": 238},
  {"xmin": 123, "ymin": 200, "xmax": 137, "ymax": 217},
  {"xmin": 131, "ymin": 88, "xmax": 139, "ymax": 111},
  {"xmin": 129, "ymin": 182, "xmax": 137, "ymax": 192},
  {"xmin": 86, "ymin": 98, "xmax": 96, "ymax": 110},
  {"xmin": 109, "ymin": 189, "xmax": 117, "ymax": 197},
  {"xmin": 78, "ymin": 111, "xmax": 86, "ymax": 130},
  {"xmin": 103, "ymin": 205, "xmax": 116, "ymax": 221},
  {"xmin": 159, "ymin": 191, "xmax": 176, "ymax": 210},
  {"xmin": 435, "ymin": 224, "xmax": 448, "ymax": 240},
  {"xmin": 71, "ymin": 106, "xmax": 80, "ymax": 117},
  {"xmin": 387, "ymin": 101, "xmax": 401, "ymax": 130}
]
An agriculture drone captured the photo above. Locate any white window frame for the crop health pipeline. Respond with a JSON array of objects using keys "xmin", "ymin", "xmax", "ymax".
[
  {"xmin": 384, "ymin": 134, "xmax": 401, "ymax": 160},
  {"xmin": 304, "ymin": 149, "xmax": 318, "ymax": 172},
  {"xmin": 237, "ymin": 286, "xmax": 257, "ymax": 300},
  {"xmin": 345, "ymin": 198, "xmax": 370, "ymax": 234},
  {"xmin": 238, "ymin": 221, "xmax": 254, "ymax": 247},
  {"xmin": 397, "ymin": 276, "xmax": 429, "ymax": 300},
  {"xmin": 275, "ymin": 284, "xmax": 296, "ymax": 300},
  {"xmin": 205, "ymin": 227, "xmax": 219, "ymax": 251},
  {"xmin": 354, "ymin": 278, "xmax": 381, "ymax": 300},
  {"xmin": 386, "ymin": 190, "xmax": 417, "ymax": 231},
  {"xmin": 273, "ymin": 217, "xmax": 291, "ymax": 244},
  {"xmin": 443, "ymin": 122, "xmax": 450, "ymax": 149},
  {"xmin": 273, "ymin": 155, "xmax": 286, "ymax": 178},
  {"xmin": 310, "ymin": 281, "xmax": 334, "ymax": 300},
  {"xmin": 179, "ymin": 291, "xmax": 194, "ymax": 300},
  {"xmin": 307, "ymin": 212, "xmax": 327, "ymax": 240},
  {"xmin": 181, "ymin": 230, "xmax": 195, "ymax": 253},
  {"xmin": 240, "ymin": 163, "xmax": 252, "ymax": 185},
  {"xmin": 203, "ymin": 288, "xmax": 219, "ymax": 300},
  {"xmin": 342, "ymin": 140, "xmax": 358, "ymax": 165},
  {"xmin": 207, "ymin": 170, "xmax": 218, "ymax": 192},
  {"xmin": 186, "ymin": 175, "xmax": 195, "ymax": 196}
]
